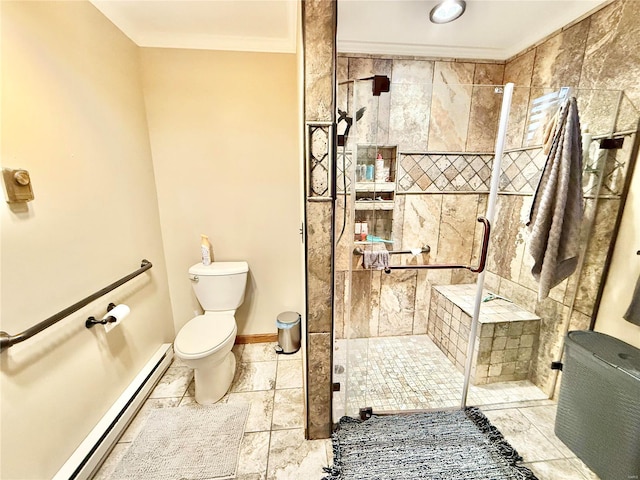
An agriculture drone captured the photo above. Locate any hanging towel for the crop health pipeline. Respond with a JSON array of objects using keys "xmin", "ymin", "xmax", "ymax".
[
  {"xmin": 362, "ymin": 250, "xmax": 390, "ymax": 270},
  {"xmin": 542, "ymin": 108, "xmax": 560, "ymax": 156},
  {"xmin": 624, "ymin": 274, "xmax": 640, "ymax": 326},
  {"xmin": 527, "ymin": 97, "xmax": 584, "ymax": 300}
]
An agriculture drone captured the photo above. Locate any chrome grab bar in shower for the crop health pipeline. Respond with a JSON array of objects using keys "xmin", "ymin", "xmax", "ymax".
[
  {"xmin": 0, "ymin": 259, "xmax": 152, "ymax": 352},
  {"xmin": 353, "ymin": 245, "xmax": 430, "ymax": 256},
  {"xmin": 383, "ymin": 217, "xmax": 490, "ymax": 274}
]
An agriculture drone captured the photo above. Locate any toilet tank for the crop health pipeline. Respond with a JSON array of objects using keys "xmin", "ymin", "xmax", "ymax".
[{"xmin": 188, "ymin": 261, "xmax": 249, "ymax": 311}]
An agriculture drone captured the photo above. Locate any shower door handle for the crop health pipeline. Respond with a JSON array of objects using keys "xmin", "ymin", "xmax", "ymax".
[
  {"xmin": 469, "ymin": 217, "xmax": 490, "ymax": 273},
  {"xmin": 383, "ymin": 217, "xmax": 490, "ymax": 274}
]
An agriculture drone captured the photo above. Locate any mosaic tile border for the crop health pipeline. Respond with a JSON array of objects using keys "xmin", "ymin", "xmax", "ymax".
[
  {"xmin": 305, "ymin": 122, "xmax": 333, "ymax": 199},
  {"xmin": 397, "ymin": 153, "xmax": 494, "ymax": 193},
  {"xmin": 500, "ymin": 148, "xmax": 546, "ymax": 194},
  {"xmin": 339, "ymin": 141, "xmax": 630, "ymax": 197}
]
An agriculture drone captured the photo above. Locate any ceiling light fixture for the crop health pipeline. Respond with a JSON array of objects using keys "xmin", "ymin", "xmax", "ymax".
[{"xmin": 429, "ymin": 0, "xmax": 466, "ymax": 24}]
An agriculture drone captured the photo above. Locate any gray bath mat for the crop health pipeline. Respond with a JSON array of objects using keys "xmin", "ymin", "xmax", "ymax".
[
  {"xmin": 111, "ymin": 403, "xmax": 249, "ymax": 480},
  {"xmin": 323, "ymin": 407, "xmax": 537, "ymax": 480}
]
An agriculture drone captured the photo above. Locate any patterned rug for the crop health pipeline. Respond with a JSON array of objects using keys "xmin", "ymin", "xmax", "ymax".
[
  {"xmin": 323, "ymin": 407, "xmax": 537, "ymax": 480},
  {"xmin": 110, "ymin": 403, "xmax": 249, "ymax": 480}
]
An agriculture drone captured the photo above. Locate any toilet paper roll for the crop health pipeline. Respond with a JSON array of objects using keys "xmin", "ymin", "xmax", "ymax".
[{"xmin": 104, "ymin": 304, "xmax": 130, "ymax": 333}]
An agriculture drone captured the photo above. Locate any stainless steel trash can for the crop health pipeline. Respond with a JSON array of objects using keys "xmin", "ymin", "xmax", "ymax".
[
  {"xmin": 276, "ymin": 311, "xmax": 301, "ymax": 354},
  {"xmin": 555, "ymin": 330, "xmax": 640, "ymax": 480}
]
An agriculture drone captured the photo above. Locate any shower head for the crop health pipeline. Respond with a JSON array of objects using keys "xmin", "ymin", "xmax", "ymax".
[{"xmin": 337, "ymin": 107, "xmax": 366, "ymax": 125}]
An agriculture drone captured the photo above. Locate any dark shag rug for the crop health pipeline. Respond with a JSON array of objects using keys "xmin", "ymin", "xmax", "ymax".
[{"xmin": 323, "ymin": 407, "xmax": 538, "ymax": 480}]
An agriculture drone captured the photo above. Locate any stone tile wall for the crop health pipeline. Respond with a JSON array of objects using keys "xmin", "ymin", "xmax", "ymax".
[
  {"xmin": 489, "ymin": 0, "xmax": 640, "ymax": 396},
  {"xmin": 335, "ymin": 55, "xmax": 506, "ymax": 347},
  {"xmin": 340, "ymin": 56, "xmax": 505, "ymax": 153},
  {"xmin": 334, "ymin": 192, "xmax": 489, "ymax": 340},
  {"xmin": 303, "ymin": 0, "xmax": 335, "ymax": 440}
]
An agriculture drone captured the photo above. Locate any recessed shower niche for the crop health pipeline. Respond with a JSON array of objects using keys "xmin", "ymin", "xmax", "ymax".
[{"xmin": 353, "ymin": 144, "xmax": 397, "ymax": 245}]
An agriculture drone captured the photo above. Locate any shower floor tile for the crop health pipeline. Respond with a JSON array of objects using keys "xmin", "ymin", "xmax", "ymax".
[{"xmin": 333, "ymin": 334, "xmax": 548, "ymax": 419}]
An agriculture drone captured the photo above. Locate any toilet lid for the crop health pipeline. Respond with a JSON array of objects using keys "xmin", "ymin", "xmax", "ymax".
[{"xmin": 174, "ymin": 314, "xmax": 236, "ymax": 359}]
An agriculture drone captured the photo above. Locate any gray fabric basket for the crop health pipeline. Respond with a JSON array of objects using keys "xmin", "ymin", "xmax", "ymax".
[{"xmin": 555, "ymin": 330, "xmax": 640, "ymax": 480}]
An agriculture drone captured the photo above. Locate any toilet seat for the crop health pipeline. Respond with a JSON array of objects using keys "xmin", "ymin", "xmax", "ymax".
[{"xmin": 174, "ymin": 314, "xmax": 236, "ymax": 360}]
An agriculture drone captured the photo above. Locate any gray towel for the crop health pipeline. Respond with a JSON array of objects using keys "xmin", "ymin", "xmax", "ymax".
[
  {"xmin": 362, "ymin": 250, "xmax": 389, "ymax": 270},
  {"xmin": 527, "ymin": 97, "xmax": 584, "ymax": 300},
  {"xmin": 624, "ymin": 274, "xmax": 640, "ymax": 326}
]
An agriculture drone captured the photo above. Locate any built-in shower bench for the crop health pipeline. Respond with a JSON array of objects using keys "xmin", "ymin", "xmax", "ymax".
[{"xmin": 428, "ymin": 283, "xmax": 540, "ymax": 385}]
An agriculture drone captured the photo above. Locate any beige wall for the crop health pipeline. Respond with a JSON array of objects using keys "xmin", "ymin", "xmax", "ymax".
[
  {"xmin": 596, "ymin": 156, "xmax": 640, "ymax": 348},
  {"xmin": 140, "ymin": 48, "xmax": 302, "ymax": 335},
  {"xmin": 0, "ymin": 1, "xmax": 174, "ymax": 478}
]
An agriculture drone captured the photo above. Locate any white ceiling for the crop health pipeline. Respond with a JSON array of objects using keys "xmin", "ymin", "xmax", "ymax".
[
  {"xmin": 90, "ymin": 0, "xmax": 299, "ymax": 53},
  {"xmin": 338, "ymin": 0, "xmax": 607, "ymax": 60},
  {"xmin": 91, "ymin": 0, "xmax": 607, "ymax": 60}
]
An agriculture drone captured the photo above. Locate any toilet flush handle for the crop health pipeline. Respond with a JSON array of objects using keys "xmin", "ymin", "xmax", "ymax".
[{"xmin": 190, "ymin": 275, "xmax": 199, "ymax": 282}]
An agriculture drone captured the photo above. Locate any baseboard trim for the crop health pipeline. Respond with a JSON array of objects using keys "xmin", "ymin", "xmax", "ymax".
[
  {"xmin": 236, "ymin": 333, "xmax": 278, "ymax": 344},
  {"xmin": 54, "ymin": 343, "xmax": 173, "ymax": 480}
]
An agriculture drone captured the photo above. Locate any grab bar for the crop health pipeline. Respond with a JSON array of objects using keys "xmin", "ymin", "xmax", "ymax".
[
  {"xmin": 0, "ymin": 259, "xmax": 152, "ymax": 352},
  {"xmin": 384, "ymin": 217, "xmax": 490, "ymax": 274},
  {"xmin": 353, "ymin": 245, "xmax": 430, "ymax": 256}
]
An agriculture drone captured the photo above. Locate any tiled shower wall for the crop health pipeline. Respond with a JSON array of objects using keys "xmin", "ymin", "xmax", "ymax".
[
  {"xmin": 304, "ymin": 0, "xmax": 335, "ymax": 440},
  {"xmin": 334, "ymin": 0, "xmax": 640, "ymax": 398},
  {"xmin": 335, "ymin": 55, "xmax": 506, "ymax": 344},
  {"xmin": 483, "ymin": 0, "xmax": 640, "ymax": 395}
]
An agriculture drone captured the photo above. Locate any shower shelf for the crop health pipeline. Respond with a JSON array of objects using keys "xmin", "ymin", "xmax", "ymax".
[
  {"xmin": 355, "ymin": 200, "xmax": 394, "ymax": 211},
  {"xmin": 354, "ymin": 240, "xmax": 395, "ymax": 246},
  {"xmin": 355, "ymin": 182, "xmax": 395, "ymax": 192}
]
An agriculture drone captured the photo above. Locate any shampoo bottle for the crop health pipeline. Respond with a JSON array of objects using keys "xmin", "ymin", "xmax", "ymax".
[
  {"xmin": 201, "ymin": 234, "xmax": 213, "ymax": 265},
  {"xmin": 375, "ymin": 153, "xmax": 384, "ymax": 182}
]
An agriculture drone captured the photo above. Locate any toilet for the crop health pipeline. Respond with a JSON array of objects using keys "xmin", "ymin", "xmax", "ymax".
[{"xmin": 173, "ymin": 261, "xmax": 249, "ymax": 404}]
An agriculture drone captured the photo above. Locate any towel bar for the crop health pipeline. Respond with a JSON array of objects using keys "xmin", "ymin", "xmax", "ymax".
[{"xmin": 353, "ymin": 245, "xmax": 430, "ymax": 256}]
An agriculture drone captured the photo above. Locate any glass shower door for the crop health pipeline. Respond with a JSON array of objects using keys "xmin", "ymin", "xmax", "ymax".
[
  {"xmin": 334, "ymin": 77, "xmax": 392, "ymax": 419},
  {"xmin": 334, "ymin": 78, "xmax": 507, "ymax": 418}
]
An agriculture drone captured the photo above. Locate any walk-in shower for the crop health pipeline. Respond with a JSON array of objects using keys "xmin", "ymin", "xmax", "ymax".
[{"xmin": 332, "ymin": 61, "xmax": 639, "ymax": 420}]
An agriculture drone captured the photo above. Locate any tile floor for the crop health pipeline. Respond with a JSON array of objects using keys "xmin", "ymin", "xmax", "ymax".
[
  {"xmin": 94, "ymin": 343, "xmax": 331, "ymax": 480},
  {"xmin": 333, "ymin": 335, "xmax": 548, "ymax": 418},
  {"xmin": 94, "ymin": 341, "xmax": 598, "ymax": 480}
]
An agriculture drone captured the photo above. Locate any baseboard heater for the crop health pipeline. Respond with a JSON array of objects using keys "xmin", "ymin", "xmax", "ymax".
[{"xmin": 53, "ymin": 343, "xmax": 174, "ymax": 480}]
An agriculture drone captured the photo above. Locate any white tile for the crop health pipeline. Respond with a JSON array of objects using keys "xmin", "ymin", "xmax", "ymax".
[
  {"xmin": 241, "ymin": 343, "xmax": 279, "ymax": 362},
  {"xmin": 233, "ymin": 344, "xmax": 245, "ymax": 362},
  {"xmin": 483, "ymin": 408, "xmax": 567, "ymax": 463},
  {"xmin": 178, "ymin": 380, "xmax": 197, "ymax": 406},
  {"xmin": 568, "ymin": 458, "xmax": 601, "ymax": 480},
  {"xmin": 148, "ymin": 366, "xmax": 192, "ymax": 399},
  {"xmin": 276, "ymin": 360, "xmax": 303, "ymax": 389},
  {"xmin": 231, "ymin": 361, "xmax": 277, "ymax": 392},
  {"xmin": 236, "ymin": 431, "xmax": 270, "ymax": 479},
  {"xmin": 524, "ymin": 459, "xmax": 591, "ymax": 480},
  {"xmin": 272, "ymin": 388, "xmax": 304, "ymax": 430},
  {"xmin": 518, "ymin": 405, "xmax": 574, "ymax": 458},
  {"xmin": 277, "ymin": 348, "xmax": 302, "ymax": 361},
  {"xmin": 267, "ymin": 429, "xmax": 328, "ymax": 480},
  {"xmin": 223, "ymin": 390, "xmax": 275, "ymax": 433},
  {"xmin": 169, "ymin": 355, "xmax": 189, "ymax": 368},
  {"xmin": 324, "ymin": 438, "xmax": 334, "ymax": 465}
]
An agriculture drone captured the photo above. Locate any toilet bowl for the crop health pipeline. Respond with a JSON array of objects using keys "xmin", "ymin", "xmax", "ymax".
[{"xmin": 173, "ymin": 261, "xmax": 249, "ymax": 404}]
